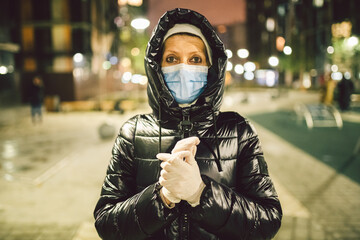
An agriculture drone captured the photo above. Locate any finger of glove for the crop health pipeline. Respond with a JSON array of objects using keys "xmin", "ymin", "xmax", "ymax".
[
  {"xmin": 156, "ymin": 153, "xmax": 173, "ymax": 162},
  {"xmin": 160, "ymin": 151, "xmax": 191, "ymax": 167},
  {"xmin": 172, "ymin": 150, "xmax": 197, "ymax": 166},
  {"xmin": 171, "ymin": 137, "xmax": 200, "ymax": 154},
  {"xmin": 159, "ymin": 177, "xmax": 181, "ymax": 191},
  {"xmin": 161, "ymin": 162, "xmax": 181, "ymax": 173},
  {"xmin": 160, "ymin": 168, "xmax": 183, "ymax": 181}
]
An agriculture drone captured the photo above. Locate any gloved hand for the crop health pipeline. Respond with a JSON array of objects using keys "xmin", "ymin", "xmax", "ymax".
[
  {"xmin": 157, "ymin": 150, "xmax": 205, "ymax": 207},
  {"xmin": 158, "ymin": 137, "xmax": 201, "ymax": 205},
  {"xmin": 171, "ymin": 136, "xmax": 200, "ymax": 156},
  {"xmin": 161, "ymin": 186, "xmax": 180, "ymax": 204}
]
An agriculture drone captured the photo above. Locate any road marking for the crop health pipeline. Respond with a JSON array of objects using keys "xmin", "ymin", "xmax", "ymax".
[{"xmin": 33, "ymin": 156, "xmax": 70, "ymax": 186}]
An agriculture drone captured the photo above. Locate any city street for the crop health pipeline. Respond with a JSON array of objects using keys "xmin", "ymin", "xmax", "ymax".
[
  {"xmin": 1, "ymin": 89, "xmax": 360, "ymax": 240},
  {"xmin": 1, "ymin": 1, "xmax": 359, "ymax": 239}
]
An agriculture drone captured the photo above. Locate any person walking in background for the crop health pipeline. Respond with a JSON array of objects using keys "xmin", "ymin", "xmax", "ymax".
[
  {"xmin": 337, "ymin": 75, "xmax": 354, "ymax": 111},
  {"xmin": 29, "ymin": 75, "xmax": 44, "ymax": 124},
  {"xmin": 320, "ymin": 73, "xmax": 336, "ymax": 105},
  {"xmin": 94, "ymin": 8, "xmax": 282, "ymax": 239}
]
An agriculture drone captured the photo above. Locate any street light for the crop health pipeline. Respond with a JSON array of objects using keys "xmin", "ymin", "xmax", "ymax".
[
  {"xmin": 131, "ymin": 18, "xmax": 150, "ymax": 30},
  {"xmin": 327, "ymin": 46, "xmax": 334, "ymax": 54},
  {"xmin": 226, "ymin": 61, "xmax": 233, "ymax": 71},
  {"xmin": 347, "ymin": 36, "xmax": 359, "ymax": 49},
  {"xmin": 268, "ymin": 56, "xmax": 279, "ymax": 67},
  {"xmin": 283, "ymin": 46, "xmax": 292, "ymax": 55},
  {"xmin": 234, "ymin": 64, "xmax": 244, "ymax": 74},
  {"xmin": 0, "ymin": 66, "xmax": 8, "ymax": 74},
  {"xmin": 237, "ymin": 49, "xmax": 249, "ymax": 59},
  {"xmin": 225, "ymin": 49, "xmax": 233, "ymax": 58}
]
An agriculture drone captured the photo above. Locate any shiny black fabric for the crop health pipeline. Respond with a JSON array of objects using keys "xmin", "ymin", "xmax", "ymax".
[{"xmin": 94, "ymin": 8, "xmax": 282, "ymax": 240}]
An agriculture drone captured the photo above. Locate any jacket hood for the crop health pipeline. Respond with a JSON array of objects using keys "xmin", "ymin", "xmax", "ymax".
[{"xmin": 145, "ymin": 8, "xmax": 227, "ymax": 127}]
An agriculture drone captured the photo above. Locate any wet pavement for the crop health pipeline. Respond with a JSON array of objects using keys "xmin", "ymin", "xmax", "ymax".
[{"xmin": 1, "ymin": 89, "xmax": 360, "ymax": 239}]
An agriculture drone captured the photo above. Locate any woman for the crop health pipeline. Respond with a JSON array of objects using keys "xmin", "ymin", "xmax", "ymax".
[{"xmin": 94, "ymin": 8, "xmax": 282, "ymax": 239}]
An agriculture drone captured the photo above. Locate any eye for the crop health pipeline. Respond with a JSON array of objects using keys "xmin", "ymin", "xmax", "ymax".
[
  {"xmin": 189, "ymin": 56, "xmax": 203, "ymax": 64},
  {"xmin": 165, "ymin": 55, "xmax": 178, "ymax": 64}
]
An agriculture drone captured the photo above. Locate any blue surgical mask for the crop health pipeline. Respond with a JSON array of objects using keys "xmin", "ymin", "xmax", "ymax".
[{"xmin": 162, "ymin": 63, "xmax": 208, "ymax": 104}]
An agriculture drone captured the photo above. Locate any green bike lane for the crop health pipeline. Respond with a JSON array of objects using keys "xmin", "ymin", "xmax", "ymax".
[{"xmin": 248, "ymin": 110, "xmax": 360, "ymax": 184}]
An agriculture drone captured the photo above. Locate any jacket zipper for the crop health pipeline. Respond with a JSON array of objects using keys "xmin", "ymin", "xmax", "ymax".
[{"xmin": 179, "ymin": 109, "xmax": 193, "ymax": 138}]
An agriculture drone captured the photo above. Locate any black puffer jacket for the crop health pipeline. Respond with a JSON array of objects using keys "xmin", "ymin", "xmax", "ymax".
[{"xmin": 94, "ymin": 8, "xmax": 282, "ymax": 240}]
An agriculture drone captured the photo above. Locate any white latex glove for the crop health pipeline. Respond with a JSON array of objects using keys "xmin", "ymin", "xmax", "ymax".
[
  {"xmin": 171, "ymin": 136, "xmax": 200, "ymax": 156},
  {"xmin": 161, "ymin": 186, "xmax": 180, "ymax": 204},
  {"xmin": 157, "ymin": 150, "xmax": 205, "ymax": 207},
  {"xmin": 158, "ymin": 136, "xmax": 201, "ymax": 205}
]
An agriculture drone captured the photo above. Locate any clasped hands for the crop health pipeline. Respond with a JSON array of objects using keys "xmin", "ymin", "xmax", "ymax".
[{"xmin": 157, "ymin": 136, "xmax": 205, "ymax": 207}]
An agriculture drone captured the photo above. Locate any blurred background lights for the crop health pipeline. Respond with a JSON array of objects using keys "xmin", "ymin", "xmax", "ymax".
[
  {"xmin": 237, "ymin": 49, "xmax": 249, "ymax": 58},
  {"xmin": 283, "ymin": 46, "xmax": 292, "ymax": 55},
  {"xmin": 225, "ymin": 49, "xmax": 233, "ymax": 58},
  {"xmin": 234, "ymin": 64, "xmax": 244, "ymax": 74},
  {"xmin": 331, "ymin": 64, "xmax": 338, "ymax": 72},
  {"xmin": 118, "ymin": 0, "xmax": 143, "ymax": 6},
  {"xmin": 268, "ymin": 56, "xmax": 279, "ymax": 67},
  {"xmin": 310, "ymin": 69, "xmax": 318, "ymax": 77},
  {"xmin": 73, "ymin": 53, "xmax": 84, "ymax": 63},
  {"xmin": 226, "ymin": 61, "xmax": 233, "ymax": 71},
  {"xmin": 109, "ymin": 56, "xmax": 118, "ymax": 65},
  {"xmin": 344, "ymin": 72, "xmax": 351, "ymax": 79},
  {"xmin": 276, "ymin": 36, "xmax": 286, "ymax": 51},
  {"xmin": 244, "ymin": 61, "xmax": 256, "ymax": 72},
  {"xmin": 120, "ymin": 57, "xmax": 131, "ymax": 68},
  {"xmin": 0, "ymin": 66, "xmax": 8, "ymax": 75},
  {"xmin": 331, "ymin": 72, "xmax": 343, "ymax": 81},
  {"xmin": 303, "ymin": 72, "xmax": 311, "ymax": 88},
  {"xmin": 255, "ymin": 70, "xmax": 278, "ymax": 87},
  {"xmin": 131, "ymin": 47, "xmax": 140, "ymax": 56},
  {"xmin": 139, "ymin": 76, "xmax": 148, "ymax": 85},
  {"xmin": 73, "ymin": 68, "xmax": 83, "ymax": 78},
  {"xmin": 122, "ymin": 72, "xmax": 132, "ymax": 83},
  {"xmin": 130, "ymin": 18, "xmax": 150, "ymax": 30},
  {"xmin": 327, "ymin": 46, "xmax": 335, "ymax": 54},
  {"xmin": 347, "ymin": 36, "xmax": 359, "ymax": 48},
  {"xmin": 114, "ymin": 16, "xmax": 124, "ymax": 28},
  {"xmin": 102, "ymin": 61, "xmax": 111, "ymax": 70},
  {"xmin": 131, "ymin": 74, "xmax": 142, "ymax": 84},
  {"xmin": 7, "ymin": 65, "xmax": 14, "ymax": 73},
  {"xmin": 244, "ymin": 71, "xmax": 254, "ymax": 80},
  {"xmin": 266, "ymin": 18, "xmax": 275, "ymax": 32},
  {"xmin": 266, "ymin": 71, "xmax": 276, "ymax": 87},
  {"xmin": 313, "ymin": 0, "xmax": 324, "ymax": 7}
]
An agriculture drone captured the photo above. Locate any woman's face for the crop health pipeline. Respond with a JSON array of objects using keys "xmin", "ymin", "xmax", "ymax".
[{"xmin": 161, "ymin": 34, "xmax": 208, "ymax": 67}]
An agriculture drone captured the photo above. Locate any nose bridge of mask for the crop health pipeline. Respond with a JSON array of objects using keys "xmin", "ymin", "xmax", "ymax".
[{"xmin": 178, "ymin": 67, "xmax": 192, "ymax": 98}]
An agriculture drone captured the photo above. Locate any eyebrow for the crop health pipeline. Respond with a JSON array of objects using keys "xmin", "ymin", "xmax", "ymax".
[{"xmin": 163, "ymin": 49, "xmax": 205, "ymax": 55}]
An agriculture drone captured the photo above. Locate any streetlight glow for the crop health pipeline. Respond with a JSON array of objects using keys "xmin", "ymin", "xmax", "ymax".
[
  {"xmin": 244, "ymin": 62, "xmax": 256, "ymax": 72},
  {"xmin": 225, "ymin": 49, "xmax": 233, "ymax": 58},
  {"xmin": 268, "ymin": 56, "xmax": 279, "ymax": 67},
  {"xmin": 347, "ymin": 36, "xmax": 359, "ymax": 48},
  {"xmin": 0, "ymin": 66, "xmax": 8, "ymax": 75},
  {"xmin": 73, "ymin": 53, "xmax": 84, "ymax": 63},
  {"xmin": 234, "ymin": 64, "xmax": 244, "ymax": 74},
  {"xmin": 237, "ymin": 49, "xmax": 249, "ymax": 58},
  {"xmin": 131, "ymin": 18, "xmax": 150, "ymax": 30},
  {"xmin": 327, "ymin": 46, "xmax": 334, "ymax": 54},
  {"xmin": 283, "ymin": 46, "xmax": 292, "ymax": 55},
  {"xmin": 226, "ymin": 61, "xmax": 233, "ymax": 71}
]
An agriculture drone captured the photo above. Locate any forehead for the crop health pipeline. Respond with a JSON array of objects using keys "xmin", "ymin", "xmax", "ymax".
[{"xmin": 163, "ymin": 34, "xmax": 206, "ymax": 52}]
